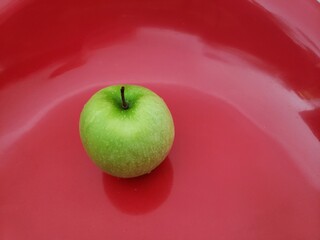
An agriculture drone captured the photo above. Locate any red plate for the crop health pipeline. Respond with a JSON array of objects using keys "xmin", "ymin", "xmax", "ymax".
[{"xmin": 1, "ymin": 0, "xmax": 320, "ymax": 239}]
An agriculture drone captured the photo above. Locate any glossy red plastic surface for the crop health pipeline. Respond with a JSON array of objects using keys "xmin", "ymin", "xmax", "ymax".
[{"xmin": 1, "ymin": 0, "xmax": 320, "ymax": 239}]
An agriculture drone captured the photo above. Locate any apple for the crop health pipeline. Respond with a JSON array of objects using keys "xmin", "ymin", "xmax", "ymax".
[{"xmin": 79, "ymin": 84, "xmax": 175, "ymax": 178}]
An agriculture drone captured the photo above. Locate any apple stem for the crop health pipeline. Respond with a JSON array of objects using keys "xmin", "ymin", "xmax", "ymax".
[{"xmin": 121, "ymin": 86, "xmax": 129, "ymax": 110}]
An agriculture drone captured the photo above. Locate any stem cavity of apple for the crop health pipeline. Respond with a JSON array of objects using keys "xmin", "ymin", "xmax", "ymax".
[{"xmin": 121, "ymin": 86, "xmax": 129, "ymax": 110}]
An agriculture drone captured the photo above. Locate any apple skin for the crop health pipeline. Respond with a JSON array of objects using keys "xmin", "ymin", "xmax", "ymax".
[{"xmin": 79, "ymin": 85, "xmax": 175, "ymax": 178}]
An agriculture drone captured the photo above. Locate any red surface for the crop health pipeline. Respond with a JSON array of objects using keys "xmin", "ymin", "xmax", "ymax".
[{"xmin": 1, "ymin": 0, "xmax": 320, "ymax": 239}]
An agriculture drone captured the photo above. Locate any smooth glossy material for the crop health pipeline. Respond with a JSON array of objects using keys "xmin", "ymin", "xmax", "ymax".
[{"xmin": 1, "ymin": 0, "xmax": 320, "ymax": 239}]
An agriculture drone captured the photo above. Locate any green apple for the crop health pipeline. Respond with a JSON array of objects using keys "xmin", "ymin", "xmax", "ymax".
[{"xmin": 79, "ymin": 84, "xmax": 175, "ymax": 178}]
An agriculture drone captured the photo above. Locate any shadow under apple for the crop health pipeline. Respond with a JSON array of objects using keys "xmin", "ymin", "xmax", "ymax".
[{"xmin": 102, "ymin": 157, "xmax": 173, "ymax": 215}]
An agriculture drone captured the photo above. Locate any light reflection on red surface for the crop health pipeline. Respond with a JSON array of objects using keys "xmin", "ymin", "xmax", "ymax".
[
  {"xmin": 0, "ymin": 0, "xmax": 320, "ymax": 239},
  {"xmin": 0, "ymin": 0, "xmax": 319, "ymax": 97}
]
